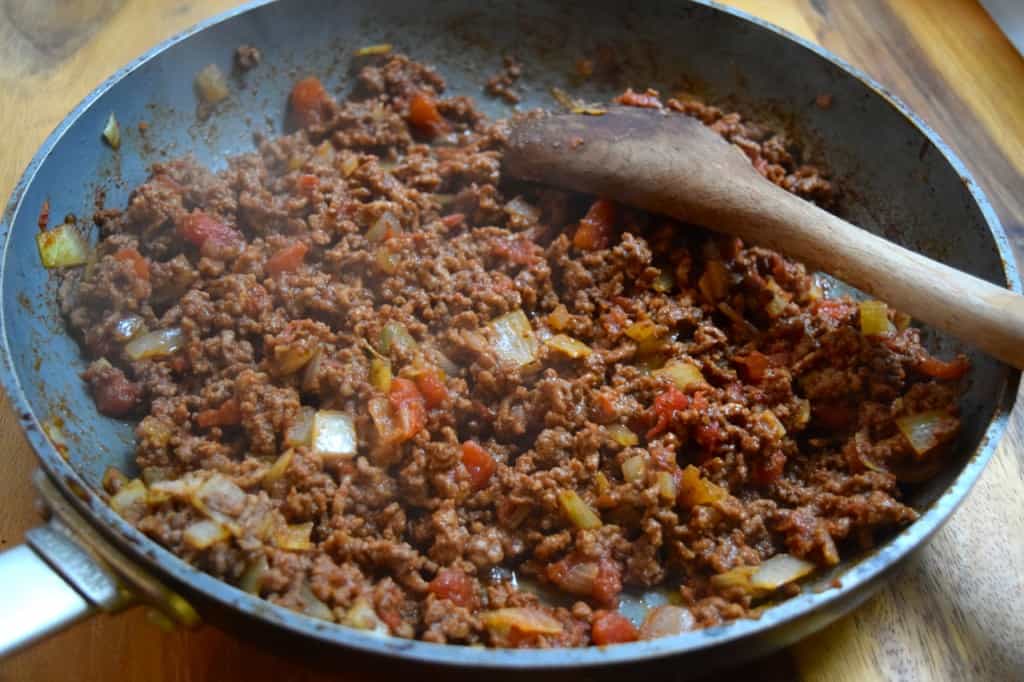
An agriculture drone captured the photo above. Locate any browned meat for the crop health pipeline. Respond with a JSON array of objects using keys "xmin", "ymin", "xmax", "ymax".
[{"xmin": 78, "ymin": 54, "xmax": 966, "ymax": 648}]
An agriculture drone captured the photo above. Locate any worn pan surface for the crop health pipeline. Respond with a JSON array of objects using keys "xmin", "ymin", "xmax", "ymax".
[{"xmin": 0, "ymin": 0, "xmax": 1018, "ymax": 671}]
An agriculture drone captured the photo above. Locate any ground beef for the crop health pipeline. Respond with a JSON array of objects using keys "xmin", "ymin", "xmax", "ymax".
[
  {"xmin": 485, "ymin": 55, "xmax": 522, "ymax": 105},
  {"xmin": 79, "ymin": 54, "xmax": 968, "ymax": 648},
  {"xmin": 234, "ymin": 45, "xmax": 261, "ymax": 72}
]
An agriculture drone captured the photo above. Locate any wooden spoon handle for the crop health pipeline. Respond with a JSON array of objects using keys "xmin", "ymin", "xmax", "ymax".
[{"xmin": 505, "ymin": 107, "xmax": 1024, "ymax": 369}]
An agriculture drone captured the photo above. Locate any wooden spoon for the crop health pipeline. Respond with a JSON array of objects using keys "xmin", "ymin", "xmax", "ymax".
[{"xmin": 504, "ymin": 106, "xmax": 1024, "ymax": 370}]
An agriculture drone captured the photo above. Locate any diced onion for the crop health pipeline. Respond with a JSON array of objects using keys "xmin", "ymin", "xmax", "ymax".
[
  {"xmin": 711, "ymin": 554, "xmax": 815, "ymax": 594},
  {"xmin": 608, "ymin": 424, "xmax": 638, "ymax": 447},
  {"xmin": 380, "ymin": 321, "xmax": 418, "ymax": 354},
  {"xmin": 709, "ymin": 565, "xmax": 757, "ymax": 592},
  {"xmin": 298, "ymin": 581, "xmax": 334, "ymax": 621},
  {"xmin": 285, "ymin": 407, "xmax": 315, "ymax": 448},
  {"xmin": 239, "ymin": 555, "xmax": 269, "ymax": 594},
  {"xmin": 652, "ymin": 269, "xmax": 675, "ymax": 293},
  {"xmin": 110, "ymin": 478, "xmax": 147, "ymax": 517},
  {"xmin": 698, "ymin": 260, "xmax": 730, "ymax": 301},
  {"xmin": 375, "ymin": 247, "xmax": 402, "ymax": 274},
  {"xmin": 342, "ymin": 597, "xmax": 389, "ymax": 633},
  {"xmin": 102, "ymin": 113, "xmax": 121, "ymax": 150},
  {"xmin": 196, "ymin": 474, "xmax": 246, "ymax": 517},
  {"xmin": 624, "ymin": 320, "xmax": 661, "ymax": 343},
  {"xmin": 859, "ymin": 300, "xmax": 893, "ymax": 336},
  {"xmin": 195, "ymin": 64, "xmax": 230, "ymax": 104},
  {"xmin": 370, "ymin": 357, "xmax": 393, "ymax": 392},
  {"xmin": 765, "ymin": 278, "xmax": 791, "ymax": 318},
  {"xmin": 263, "ymin": 448, "xmax": 295, "ymax": 487},
  {"xmin": 557, "ymin": 489, "xmax": 602, "ymax": 529},
  {"xmin": 594, "ymin": 472, "xmax": 611, "ymax": 495},
  {"xmin": 274, "ymin": 522, "xmax": 314, "ymax": 551},
  {"xmin": 656, "ymin": 471, "xmax": 677, "ymax": 501},
  {"xmin": 750, "ymin": 554, "xmax": 815, "ymax": 590},
  {"xmin": 554, "ymin": 561, "xmax": 599, "ymax": 595},
  {"xmin": 102, "ymin": 466, "xmax": 130, "ymax": 494},
  {"xmin": 653, "ymin": 360, "xmax": 706, "ymax": 392},
  {"xmin": 757, "ymin": 410, "xmax": 786, "ymax": 440},
  {"xmin": 366, "ymin": 211, "xmax": 402, "ymax": 243},
  {"xmin": 490, "ymin": 309, "xmax": 539, "ymax": 368},
  {"xmin": 481, "ymin": 607, "xmax": 563, "ymax": 635},
  {"xmin": 312, "ymin": 410, "xmax": 358, "ymax": 461},
  {"xmin": 639, "ymin": 605, "xmax": 695, "ymax": 640},
  {"xmin": 547, "ymin": 304, "xmax": 571, "ymax": 331},
  {"xmin": 505, "ymin": 196, "xmax": 542, "ymax": 224},
  {"xmin": 544, "ymin": 334, "xmax": 591, "ymax": 359},
  {"xmin": 113, "ymin": 315, "xmax": 145, "ymax": 342},
  {"xmin": 621, "ymin": 455, "xmax": 647, "ymax": 483},
  {"xmin": 183, "ymin": 519, "xmax": 229, "ymax": 549},
  {"xmin": 37, "ymin": 224, "xmax": 89, "ymax": 268},
  {"xmin": 125, "ymin": 327, "xmax": 185, "ymax": 361},
  {"xmin": 354, "ymin": 43, "xmax": 393, "ymax": 56},
  {"xmin": 896, "ymin": 410, "xmax": 959, "ymax": 457},
  {"xmin": 677, "ymin": 465, "xmax": 727, "ymax": 508}
]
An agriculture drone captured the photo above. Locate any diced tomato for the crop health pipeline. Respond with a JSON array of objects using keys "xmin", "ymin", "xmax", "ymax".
[
  {"xmin": 462, "ymin": 440, "xmax": 496, "ymax": 490},
  {"xmin": 592, "ymin": 557, "xmax": 623, "ymax": 607},
  {"xmin": 752, "ymin": 449, "xmax": 786, "ymax": 486},
  {"xmin": 916, "ymin": 355, "xmax": 970, "ymax": 381},
  {"xmin": 415, "ymin": 368, "xmax": 449, "ymax": 408},
  {"xmin": 290, "ymin": 76, "xmax": 331, "ymax": 128},
  {"xmin": 388, "ymin": 377, "xmax": 426, "ymax": 441},
  {"xmin": 573, "ymin": 199, "xmax": 617, "ymax": 251},
  {"xmin": 407, "ymin": 92, "xmax": 446, "ymax": 137},
  {"xmin": 695, "ymin": 421, "xmax": 723, "ymax": 453},
  {"xmin": 428, "ymin": 568, "xmax": 476, "ymax": 608},
  {"xmin": 114, "ymin": 247, "xmax": 150, "ymax": 281},
  {"xmin": 614, "ymin": 88, "xmax": 663, "ymax": 109},
  {"xmin": 265, "ymin": 241, "xmax": 309, "ymax": 277},
  {"xmin": 594, "ymin": 391, "xmax": 618, "ymax": 423},
  {"xmin": 735, "ymin": 351, "xmax": 769, "ymax": 382},
  {"xmin": 178, "ymin": 211, "xmax": 241, "ymax": 249},
  {"xmin": 591, "ymin": 610, "xmax": 638, "ymax": 646},
  {"xmin": 92, "ymin": 371, "xmax": 142, "ymax": 418},
  {"xmin": 441, "ymin": 213, "xmax": 465, "ymax": 228},
  {"xmin": 647, "ymin": 387, "xmax": 688, "ymax": 439},
  {"xmin": 196, "ymin": 398, "xmax": 241, "ymax": 428},
  {"xmin": 297, "ymin": 174, "xmax": 319, "ymax": 195}
]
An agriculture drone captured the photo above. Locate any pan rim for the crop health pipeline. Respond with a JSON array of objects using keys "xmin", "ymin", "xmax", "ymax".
[{"xmin": 0, "ymin": 0, "xmax": 1018, "ymax": 669}]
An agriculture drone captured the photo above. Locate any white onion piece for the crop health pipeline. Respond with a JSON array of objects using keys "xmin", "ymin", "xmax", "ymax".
[
  {"xmin": 285, "ymin": 407, "xmax": 315, "ymax": 447},
  {"xmin": 749, "ymin": 554, "xmax": 815, "ymax": 591},
  {"xmin": 125, "ymin": 327, "xmax": 184, "ymax": 361},
  {"xmin": 312, "ymin": 410, "xmax": 357, "ymax": 461},
  {"xmin": 195, "ymin": 474, "xmax": 246, "ymax": 517},
  {"xmin": 639, "ymin": 605, "xmax": 695, "ymax": 640},
  {"xmin": 490, "ymin": 310, "xmax": 539, "ymax": 368},
  {"xmin": 183, "ymin": 519, "xmax": 229, "ymax": 549},
  {"xmin": 342, "ymin": 597, "xmax": 389, "ymax": 633},
  {"xmin": 110, "ymin": 479, "xmax": 146, "ymax": 517},
  {"xmin": 195, "ymin": 64, "xmax": 229, "ymax": 104}
]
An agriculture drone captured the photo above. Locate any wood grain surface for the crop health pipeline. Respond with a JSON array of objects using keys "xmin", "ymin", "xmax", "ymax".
[{"xmin": 0, "ymin": 1, "xmax": 1022, "ymax": 680}]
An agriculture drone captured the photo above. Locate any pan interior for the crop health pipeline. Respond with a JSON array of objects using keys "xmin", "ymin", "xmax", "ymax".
[{"xmin": 1, "ymin": 0, "xmax": 1015, "ymax": 656}]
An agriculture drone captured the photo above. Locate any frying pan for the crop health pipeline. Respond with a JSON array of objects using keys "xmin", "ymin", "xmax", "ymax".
[{"xmin": 0, "ymin": 0, "xmax": 1018, "ymax": 672}]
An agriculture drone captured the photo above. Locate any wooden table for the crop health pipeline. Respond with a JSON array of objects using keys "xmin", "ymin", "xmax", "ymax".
[{"xmin": 1, "ymin": 1, "xmax": 1022, "ymax": 680}]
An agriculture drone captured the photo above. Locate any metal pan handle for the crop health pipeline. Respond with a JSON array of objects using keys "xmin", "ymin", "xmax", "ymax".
[
  {"xmin": 0, "ymin": 522, "xmax": 120, "ymax": 657},
  {"xmin": 0, "ymin": 471, "xmax": 200, "ymax": 659}
]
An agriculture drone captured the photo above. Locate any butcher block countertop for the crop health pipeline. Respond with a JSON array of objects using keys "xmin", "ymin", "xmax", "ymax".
[{"xmin": 1, "ymin": 1, "xmax": 1022, "ymax": 680}]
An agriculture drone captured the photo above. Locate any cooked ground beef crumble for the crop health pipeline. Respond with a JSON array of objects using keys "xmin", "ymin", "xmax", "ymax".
[{"xmin": 68, "ymin": 54, "xmax": 968, "ymax": 648}]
